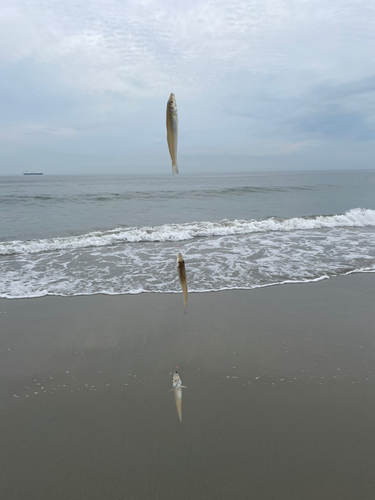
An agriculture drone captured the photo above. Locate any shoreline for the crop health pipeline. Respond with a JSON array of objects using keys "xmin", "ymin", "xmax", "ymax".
[
  {"xmin": 0, "ymin": 273, "xmax": 375, "ymax": 499},
  {"xmin": 1, "ymin": 269, "xmax": 374, "ymax": 301}
]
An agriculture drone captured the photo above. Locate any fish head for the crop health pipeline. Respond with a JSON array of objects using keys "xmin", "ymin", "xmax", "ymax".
[
  {"xmin": 176, "ymin": 252, "xmax": 185, "ymax": 267},
  {"xmin": 167, "ymin": 93, "xmax": 177, "ymax": 115}
]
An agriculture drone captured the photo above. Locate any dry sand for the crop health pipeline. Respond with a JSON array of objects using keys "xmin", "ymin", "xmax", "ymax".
[{"xmin": 0, "ymin": 273, "xmax": 374, "ymax": 499}]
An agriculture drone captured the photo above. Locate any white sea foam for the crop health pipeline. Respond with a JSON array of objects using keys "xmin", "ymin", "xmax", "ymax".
[
  {"xmin": 1, "ymin": 208, "xmax": 375, "ymax": 256},
  {"xmin": 0, "ymin": 220, "xmax": 374, "ymax": 298}
]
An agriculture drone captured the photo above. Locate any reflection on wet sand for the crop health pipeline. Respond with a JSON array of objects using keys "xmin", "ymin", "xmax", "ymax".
[{"xmin": 172, "ymin": 370, "xmax": 186, "ymax": 422}]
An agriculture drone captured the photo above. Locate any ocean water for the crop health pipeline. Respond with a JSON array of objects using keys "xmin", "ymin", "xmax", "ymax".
[{"xmin": 0, "ymin": 170, "xmax": 375, "ymax": 298}]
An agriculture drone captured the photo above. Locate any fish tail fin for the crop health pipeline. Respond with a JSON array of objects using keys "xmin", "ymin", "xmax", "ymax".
[{"xmin": 172, "ymin": 163, "xmax": 179, "ymax": 175}]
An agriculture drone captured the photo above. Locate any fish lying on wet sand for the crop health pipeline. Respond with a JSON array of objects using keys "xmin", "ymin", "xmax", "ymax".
[
  {"xmin": 176, "ymin": 252, "xmax": 188, "ymax": 313},
  {"xmin": 166, "ymin": 93, "xmax": 178, "ymax": 174},
  {"xmin": 171, "ymin": 370, "xmax": 186, "ymax": 422}
]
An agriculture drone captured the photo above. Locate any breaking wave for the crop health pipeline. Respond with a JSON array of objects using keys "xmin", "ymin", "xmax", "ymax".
[{"xmin": 1, "ymin": 208, "xmax": 374, "ymax": 256}]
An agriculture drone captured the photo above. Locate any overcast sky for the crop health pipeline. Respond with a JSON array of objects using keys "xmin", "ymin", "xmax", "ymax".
[{"xmin": 0, "ymin": 0, "xmax": 374, "ymax": 174}]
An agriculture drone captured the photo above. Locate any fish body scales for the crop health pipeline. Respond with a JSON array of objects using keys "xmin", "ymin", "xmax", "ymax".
[{"xmin": 166, "ymin": 93, "xmax": 179, "ymax": 174}]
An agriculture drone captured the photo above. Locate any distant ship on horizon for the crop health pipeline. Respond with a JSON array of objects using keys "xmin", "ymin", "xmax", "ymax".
[{"xmin": 23, "ymin": 171, "xmax": 43, "ymax": 175}]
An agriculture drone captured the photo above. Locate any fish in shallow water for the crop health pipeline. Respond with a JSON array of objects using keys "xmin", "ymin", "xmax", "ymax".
[
  {"xmin": 176, "ymin": 252, "xmax": 188, "ymax": 312},
  {"xmin": 172, "ymin": 371, "xmax": 186, "ymax": 422},
  {"xmin": 166, "ymin": 93, "xmax": 178, "ymax": 174}
]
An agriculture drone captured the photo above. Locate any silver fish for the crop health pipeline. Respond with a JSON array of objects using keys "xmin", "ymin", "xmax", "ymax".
[
  {"xmin": 166, "ymin": 93, "xmax": 178, "ymax": 174},
  {"xmin": 172, "ymin": 371, "xmax": 186, "ymax": 422},
  {"xmin": 176, "ymin": 252, "xmax": 188, "ymax": 313}
]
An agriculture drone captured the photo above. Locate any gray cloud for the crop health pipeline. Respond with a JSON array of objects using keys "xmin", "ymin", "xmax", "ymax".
[
  {"xmin": 225, "ymin": 74, "xmax": 375, "ymax": 144},
  {"xmin": 313, "ymin": 75, "xmax": 375, "ymax": 100},
  {"xmin": 293, "ymin": 107, "xmax": 373, "ymax": 140}
]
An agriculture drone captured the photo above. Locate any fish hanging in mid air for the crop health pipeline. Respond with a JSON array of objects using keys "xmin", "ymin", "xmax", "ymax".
[
  {"xmin": 166, "ymin": 93, "xmax": 179, "ymax": 174},
  {"xmin": 176, "ymin": 252, "xmax": 188, "ymax": 313},
  {"xmin": 171, "ymin": 370, "xmax": 187, "ymax": 422}
]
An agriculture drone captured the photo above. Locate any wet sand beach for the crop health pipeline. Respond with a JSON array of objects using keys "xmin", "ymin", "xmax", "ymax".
[{"xmin": 0, "ymin": 273, "xmax": 375, "ymax": 499}]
